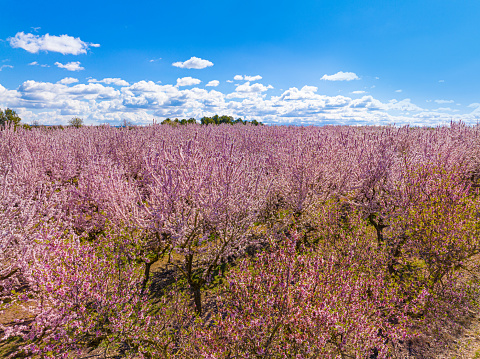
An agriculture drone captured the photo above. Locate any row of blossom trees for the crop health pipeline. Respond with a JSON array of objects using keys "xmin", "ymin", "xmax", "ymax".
[{"xmin": 1, "ymin": 123, "xmax": 480, "ymax": 358}]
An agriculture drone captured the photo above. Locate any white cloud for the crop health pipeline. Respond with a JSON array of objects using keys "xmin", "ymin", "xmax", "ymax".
[
  {"xmin": 0, "ymin": 78, "xmax": 477, "ymax": 127},
  {"xmin": 227, "ymin": 82, "xmax": 273, "ymax": 99},
  {"xmin": 0, "ymin": 65, "xmax": 13, "ymax": 71},
  {"xmin": 206, "ymin": 80, "xmax": 219, "ymax": 87},
  {"xmin": 226, "ymin": 80, "xmax": 233, "ymax": 83},
  {"xmin": 149, "ymin": 57, "xmax": 162, "ymax": 63},
  {"xmin": 321, "ymin": 71, "xmax": 359, "ymax": 81},
  {"xmin": 351, "ymin": 90, "xmax": 366, "ymax": 94},
  {"xmin": 395, "ymin": 89, "xmax": 403, "ymax": 93},
  {"xmin": 89, "ymin": 78, "xmax": 130, "ymax": 86},
  {"xmin": 468, "ymin": 103, "xmax": 480, "ymax": 108},
  {"xmin": 57, "ymin": 77, "xmax": 79, "ymax": 85},
  {"xmin": 439, "ymin": 80, "xmax": 445, "ymax": 83},
  {"xmin": 172, "ymin": 56, "xmax": 213, "ymax": 69},
  {"xmin": 434, "ymin": 99, "xmax": 454, "ymax": 104},
  {"xmin": 28, "ymin": 61, "xmax": 49, "ymax": 67},
  {"xmin": 176, "ymin": 77, "xmax": 202, "ymax": 87},
  {"xmin": 8, "ymin": 32, "xmax": 99, "ymax": 55},
  {"xmin": 55, "ymin": 61, "xmax": 84, "ymax": 71},
  {"xmin": 234, "ymin": 75, "xmax": 262, "ymax": 82}
]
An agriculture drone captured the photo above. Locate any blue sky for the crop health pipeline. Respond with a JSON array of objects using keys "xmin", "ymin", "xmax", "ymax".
[{"xmin": 1, "ymin": 0, "xmax": 480, "ymax": 126}]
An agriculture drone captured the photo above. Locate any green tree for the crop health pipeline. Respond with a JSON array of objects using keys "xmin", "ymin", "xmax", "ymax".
[
  {"xmin": 0, "ymin": 108, "xmax": 22, "ymax": 127},
  {"xmin": 68, "ymin": 117, "xmax": 84, "ymax": 128}
]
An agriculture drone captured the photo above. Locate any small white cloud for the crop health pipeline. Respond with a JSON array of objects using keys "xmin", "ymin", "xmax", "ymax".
[
  {"xmin": 55, "ymin": 61, "xmax": 84, "ymax": 71},
  {"xmin": 439, "ymin": 80, "xmax": 445, "ymax": 83},
  {"xmin": 468, "ymin": 103, "xmax": 480, "ymax": 108},
  {"xmin": 434, "ymin": 99, "xmax": 454, "ymax": 104},
  {"xmin": 206, "ymin": 80, "xmax": 219, "ymax": 87},
  {"xmin": 8, "ymin": 32, "xmax": 99, "ymax": 55},
  {"xmin": 245, "ymin": 75, "xmax": 262, "ymax": 81},
  {"xmin": 31, "ymin": 27, "xmax": 41, "ymax": 32},
  {"xmin": 57, "ymin": 77, "xmax": 79, "ymax": 85},
  {"xmin": 395, "ymin": 89, "xmax": 403, "ymax": 93},
  {"xmin": 149, "ymin": 57, "xmax": 162, "ymax": 63},
  {"xmin": 226, "ymin": 80, "xmax": 233, "ymax": 83},
  {"xmin": 321, "ymin": 71, "xmax": 359, "ymax": 81},
  {"xmin": 0, "ymin": 65, "xmax": 13, "ymax": 71},
  {"xmin": 172, "ymin": 56, "xmax": 213, "ymax": 69},
  {"xmin": 351, "ymin": 90, "xmax": 366, "ymax": 94},
  {"xmin": 88, "ymin": 78, "xmax": 130, "ymax": 86},
  {"xmin": 234, "ymin": 75, "xmax": 263, "ymax": 81},
  {"xmin": 176, "ymin": 77, "xmax": 201, "ymax": 87},
  {"xmin": 375, "ymin": 77, "xmax": 380, "ymax": 80},
  {"xmin": 29, "ymin": 61, "xmax": 49, "ymax": 67}
]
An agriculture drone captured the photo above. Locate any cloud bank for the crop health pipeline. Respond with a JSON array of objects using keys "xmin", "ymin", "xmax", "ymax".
[{"xmin": 1, "ymin": 78, "xmax": 477, "ymax": 127}]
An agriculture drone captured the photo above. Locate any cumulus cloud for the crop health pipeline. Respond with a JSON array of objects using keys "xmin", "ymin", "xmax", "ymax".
[
  {"xmin": 234, "ymin": 75, "xmax": 262, "ymax": 82},
  {"xmin": 55, "ymin": 61, "xmax": 84, "ymax": 71},
  {"xmin": 88, "ymin": 78, "xmax": 130, "ymax": 86},
  {"xmin": 321, "ymin": 71, "xmax": 359, "ymax": 81},
  {"xmin": 8, "ymin": 32, "xmax": 99, "ymax": 55},
  {"xmin": 57, "ymin": 77, "xmax": 79, "ymax": 85},
  {"xmin": 227, "ymin": 82, "xmax": 273, "ymax": 98},
  {"xmin": 0, "ymin": 78, "xmax": 477, "ymax": 127},
  {"xmin": 176, "ymin": 77, "xmax": 202, "ymax": 87},
  {"xmin": 172, "ymin": 56, "xmax": 213, "ymax": 69},
  {"xmin": 206, "ymin": 80, "xmax": 219, "ymax": 87},
  {"xmin": 434, "ymin": 99, "xmax": 454, "ymax": 104}
]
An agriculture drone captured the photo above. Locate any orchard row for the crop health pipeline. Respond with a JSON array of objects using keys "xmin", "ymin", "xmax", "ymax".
[{"xmin": 1, "ymin": 123, "xmax": 480, "ymax": 358}]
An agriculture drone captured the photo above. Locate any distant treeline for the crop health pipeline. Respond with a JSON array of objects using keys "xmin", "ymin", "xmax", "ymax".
[{"xmin": 162, "ymin": 115, "xmax": 263, "ymax": 126}]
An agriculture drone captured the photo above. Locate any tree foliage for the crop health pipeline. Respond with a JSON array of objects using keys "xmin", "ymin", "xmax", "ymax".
[
  {"xmin": 1, "ymin": 123, "xmax": 480, "ymax": 358},
  {"xmin": 68, "ymin": 117, "xmax": 84, "ymax": 128},
  {"xmin": 0, "ymin": 108, "xmax": 22, "ymax": 127}
]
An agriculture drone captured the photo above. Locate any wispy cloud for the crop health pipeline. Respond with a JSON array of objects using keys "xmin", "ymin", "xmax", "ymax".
[
  {"xmin": 8, "ymin": 32, "xmax": 99, "ymax": 55},
  {"xmin": 0, "ymin": 65, "xmax": 13, "ymax": 71},
  {"xmin": 434, "ymin": 99, "xmax": 454, "ymax": 104},
  {"xmin": 351, "ymin": 90, "xmax": 366, "ymax": 94},
  {"xmin": 28, "ymin": 61, "xmax": 50, "ymax": 67},
  {"xmin": 55, "ymin": 61, "xmax": 84, "ymax": 71},
  {"xmin": 172, "ymin": 56, "xmax": 213, "ymax": 69},
  {"xmin": 395, "ymin": 89, "xmax": 403, "ymax": 93},
  {"xmin": 321, "ymin": 71, "xmax": 359, "ymax": 81}
]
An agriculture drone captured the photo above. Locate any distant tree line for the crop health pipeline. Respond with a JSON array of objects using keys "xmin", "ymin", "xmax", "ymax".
[
  {"xmin": 161, "ymin": 115, "xmax": 263, "ymax": 126},
  {"xmin": 1, "ymin": 108, "xmax": 263, "ymax": 130}
]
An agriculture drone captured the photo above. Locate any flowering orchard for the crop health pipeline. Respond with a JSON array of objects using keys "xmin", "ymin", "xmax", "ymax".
[{"xmin": 1, "ymin": 123, "xmax": 480, "ymax": 358}]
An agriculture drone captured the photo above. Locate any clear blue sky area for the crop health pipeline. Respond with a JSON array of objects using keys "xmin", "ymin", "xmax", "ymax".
[{"xmin": 1, "ymin": 0, "xmax": 479, "ymax": 126}]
